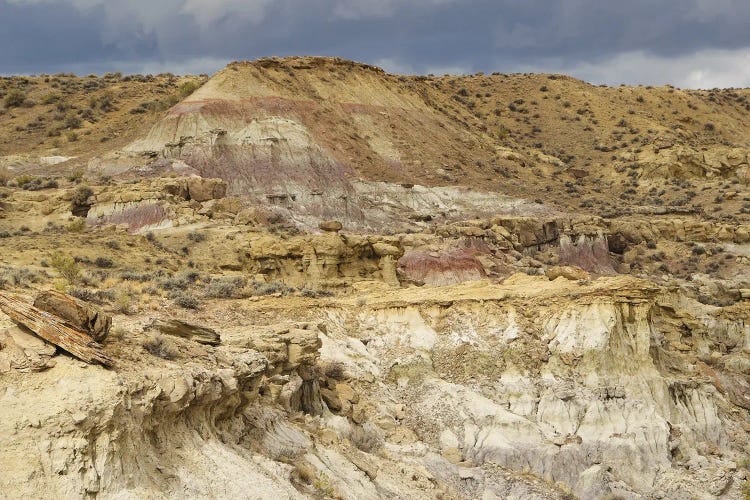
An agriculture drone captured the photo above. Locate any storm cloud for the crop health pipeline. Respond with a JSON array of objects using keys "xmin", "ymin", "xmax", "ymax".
[{"xmin": 2, "ymin": 0, "xmax": 750, "ymax": 87}]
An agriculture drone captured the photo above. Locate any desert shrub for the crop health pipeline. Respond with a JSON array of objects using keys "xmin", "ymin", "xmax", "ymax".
[
  {"xmin": 300, "ymin": 287, "xmax": 334, "ymax": 298},
  {"xmin": 178, "ymin": 80, "xmax": 202, "ymax": 98},
  {"xmin": 105, "ymin": 240, "xmax": 120, "ymax": 250},
  {"xmin": 4, "ymin": 90, "xmax": 26, "ymax": 108},
  {"xmin": 79, "ymin": 269, "xmax": 106, "ymax": 287},
  {"xmin": 170, "ymin": 290, "xmax": 201, "ymax": 309},
  {"xmin": 69, "ymin": 288, "xmax": 97, "ymax": 302},
  {"xmin": 187, "ymin": 231, "xmax": 207, "ymax": 242},
  {"xmin": 65, "ymin": 169, "xmax": 84, "ymax": 183},
  {"xmin": 323, "ymin": 361, "xmax": 346, "ymax": 380},
  {"xmin": 251, "ymin": 280, "xmax": 294, "ymax": 296},
  {"xmin": 350, "ymin": 424, "xmax": 383, "ymax": 453},
  {"xmin": 98, "ymin": 93, "xmax": 115, "ymax": 112},
  {"xmin": 159, "ymin": 270, "xmax": 201, "ymax": 290},
  {"xmin": 64, "ymin": 113, "xmax": 81, "ymax": 129},
  {"xmin": 66, "ymin": 218, "xmax": 86, "ymax": 232},
  {"xmin": 205, "ymin": 276, "xmax": 246, "ymax": 298},
  {"xmin": 71, "ymin": 185, "xmax": 94, "ymax": 206},
  {"xmin": 120, "ymin": 270, "xmax": 152, "ymax": 282},
  {"xmin": 143, "ymin": 333, "xmax": 179, "ymax": 360},
  {"xmin": 94, "ymin": 256, "xmax": 114, "ymax": 268},
  {"xmin": 41, "ymin": 93, "xmax": 61, "ymax": 105},
  {"xmin": 50, "ymin": 252, "xmax": 80, "ymax": 283},
  {"xmin": 0, "ymin": 266, "xmax": 42, "ymax": 288},
  {"xmin": 16, "ymin": 176, "xmax": 58, "ymax": 191},
  {"xmin": 114, "ymin": 291, "xmax": 134, "ymax": 314},
  {"xmin": 69, "ymin": 287, "xmax": 115, "ymax": 304}
]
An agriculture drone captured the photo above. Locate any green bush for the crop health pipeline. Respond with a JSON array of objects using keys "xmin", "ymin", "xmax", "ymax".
[
  {"xmin": 50, "ymin": 252, "xmax": 80, "ymax": 283},
  {"xmin": 178, "ymin": 80, "xmax": 202, "ymax": 98}
]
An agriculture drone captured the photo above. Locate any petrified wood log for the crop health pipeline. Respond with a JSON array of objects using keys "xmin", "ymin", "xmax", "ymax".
[
  {"xmin": 34, "ymin": 290, "xmax": 111, "ymax": 342},
  {"xmin": 0, "ymin": 292, "xmax": 112, "ymax": 366},
  {"xmin": 146, "ymin": 319, "xmax": 221, "ymax": 346}
]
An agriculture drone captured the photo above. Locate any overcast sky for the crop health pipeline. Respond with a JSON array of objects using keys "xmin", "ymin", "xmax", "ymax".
[{"xmin": 2, "ymin": 0, "xmax": 750, "ymax": 88}]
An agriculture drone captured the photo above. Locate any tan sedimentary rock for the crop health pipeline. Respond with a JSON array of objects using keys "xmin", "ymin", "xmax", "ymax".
[
  {"xmin": 0, "ymin": 325, "xmax": 56, "ymax": 372},
  {"xmin": 319, "ymin": 220, "xmax": 343, "ymax": 232}
]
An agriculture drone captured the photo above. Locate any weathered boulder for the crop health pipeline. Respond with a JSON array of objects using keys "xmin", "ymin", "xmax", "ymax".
[
  {"xmin": 186, "ymin": 177, "xmax": 227, "ymax": 202},
  {"xmin": 546, "ymin": 265, "xmax": 590, "ymax": 281},
  {"xmin": 372, "ymin": 242, "xmax": 402, "ymax": 257},
  {"xmin": 34, "ymin": 290, "xmax": 112, "ymax": 342},
  {"xmin": 319, "ymin": 220, "xmax": 343, "ymax": 232}
]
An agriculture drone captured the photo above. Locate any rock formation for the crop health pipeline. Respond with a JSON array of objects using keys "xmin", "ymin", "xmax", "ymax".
[{"xmin": 0, "ymin": 57, "xmax": 749, "ymax": 499}]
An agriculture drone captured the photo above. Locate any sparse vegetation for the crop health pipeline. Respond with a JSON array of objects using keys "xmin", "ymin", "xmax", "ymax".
[
  {"xmin": 170, "ymin": 290, "xmax": 201, "ymax": 309},
  {"xmin": 251, "ymin": 280, "xmax": 294, "ymax": 296},
  {"xmin": 50, "ymin": 252, "xmax": 80, "ymax": 283},
  {"xmin": 143, "ymin": 333, "xmax": 179, "ymax": 360},
  {"xmin": 4, "ymin": 90, "xmax": 26, "ymax": 108},
  {"xmin": 94, "ymin": 257, "xmax": 114, "ymax": 268},
  {"xmin": 71, "ymin": 185, "xmax": 94, "ymax": 206},
  {"xmin": 205, "ymin": 276, "xmax": 246, "ymax": 298}
]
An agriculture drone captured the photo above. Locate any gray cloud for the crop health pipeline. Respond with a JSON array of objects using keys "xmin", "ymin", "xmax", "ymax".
[{"xmin": 2, "ymin": 0, "xmax": 750, "ymax": 88}]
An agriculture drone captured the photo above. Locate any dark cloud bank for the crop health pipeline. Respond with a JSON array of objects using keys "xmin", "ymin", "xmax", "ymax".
[{"xmin": 2, "ymin": 0, "xmax": 750, "ymax": 88}]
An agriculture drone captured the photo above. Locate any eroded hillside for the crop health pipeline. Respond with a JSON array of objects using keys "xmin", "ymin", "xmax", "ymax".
[{"xmin": 0, "ymin": 57, "xmax": 749, "ymax": 499}]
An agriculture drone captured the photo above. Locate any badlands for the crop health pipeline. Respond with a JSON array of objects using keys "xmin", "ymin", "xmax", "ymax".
[{"xmin": 0, "ymin": 56, "xmax": 749, "ymax": 499}]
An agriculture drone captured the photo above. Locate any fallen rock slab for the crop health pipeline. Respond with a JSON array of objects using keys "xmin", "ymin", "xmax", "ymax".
[
  {"xmin": 0, "ymin": 325, "xmax": 56, "ymax": 372},
  {"xmin": 34, "ymin": 290, "xmax": 112, "ymax": 342},
  {"xmin": 0, "ymin": 292, "xmax": 112, "ymax": 366},
  {"xmin": 146, "ymin": 319, "xmax": 221, "ymax": 346}
]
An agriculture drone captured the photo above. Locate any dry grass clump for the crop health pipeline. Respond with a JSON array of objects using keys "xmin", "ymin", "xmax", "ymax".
[
  {"xmin": 142, "ymin": 333, "xmax": 179, "ymax": 359},
  {"xmin": 350, "ymin": 423, "xmax": 383, "ymax": 453},
  {"xmin": 323, "ymin": 361, "xmax": 346, "ymax": 380}
]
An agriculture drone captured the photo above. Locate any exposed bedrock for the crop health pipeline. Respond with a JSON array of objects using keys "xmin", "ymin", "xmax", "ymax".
[{"xmin": 317, "ymin": 277, "xmax": 750, "ymax": 499}]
